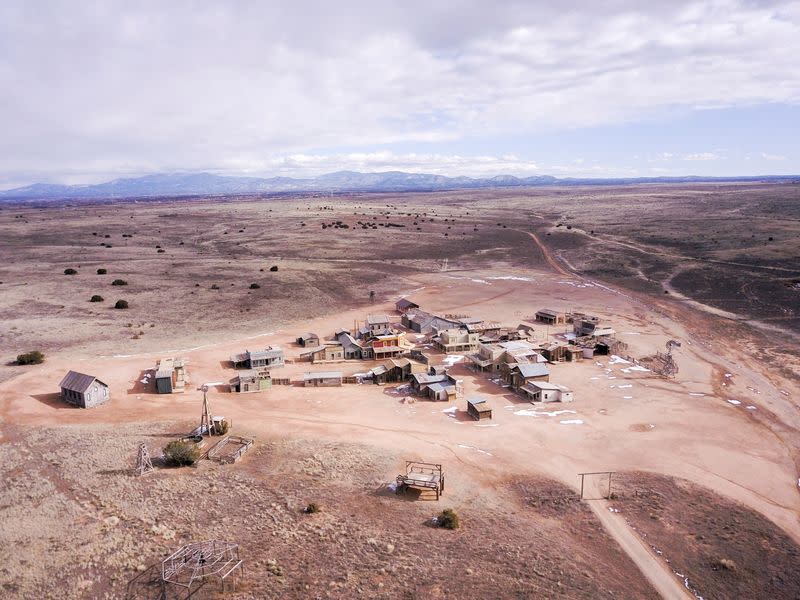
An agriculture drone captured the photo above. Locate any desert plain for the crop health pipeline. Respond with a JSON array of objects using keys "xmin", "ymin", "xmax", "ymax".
[{"xmin": 0, "ymin": 182, "xmax": 799, "ymax": 599}]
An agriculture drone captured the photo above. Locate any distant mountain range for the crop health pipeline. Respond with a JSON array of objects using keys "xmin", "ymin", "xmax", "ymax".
[{"xmin": 0, "ymin": 171, "xmax": 796, "ymax": 200}]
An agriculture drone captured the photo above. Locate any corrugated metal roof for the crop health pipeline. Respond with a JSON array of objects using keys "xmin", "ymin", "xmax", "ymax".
[
  {"xmin": 59, "ymin": 370, "xmax": 105, "ymax": 393},
  {"xmin": 515, "ymin": 363, "xmax": 550, "ymax": 378},
  {"xmin": 467, "ymin": 397, "xmax": 488, "ymax": 406},
  {"xmin": 303, "ymin": 371, "xmax": 343, "ymax": 380},
  {"xmin": 367, "ymin": 314, "xmax": 390, "ymax": 324},
  {"xmin": 249, "ymin": 347, "xmax": 283, "ymax": 360}
]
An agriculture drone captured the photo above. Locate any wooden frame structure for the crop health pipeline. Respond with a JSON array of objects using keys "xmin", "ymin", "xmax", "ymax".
[
  {"xmin": 396, "ymin": 461, "xmax": 445, "ymax": 500},
  {"xmin": 206, "ymin": 435, "xmax": 254, "ymax": 464},
  {"xmin": 578, "ymin": 471, "xmax": 616, "ymax": 500},
  {"xmin": 161, "ymin": 540, "xmax": 243, "ymax": 596}
]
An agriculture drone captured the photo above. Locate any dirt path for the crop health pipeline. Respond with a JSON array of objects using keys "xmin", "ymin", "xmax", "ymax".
[
  {"xmin": 587, "ymin": 500, "xmax": 695, "ymax": 600},
  {"xmin": 523, "ymin": 231, "xmax": 571, "ymax": 276}
]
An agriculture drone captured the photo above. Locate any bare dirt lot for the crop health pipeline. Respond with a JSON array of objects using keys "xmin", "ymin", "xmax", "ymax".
[{"xmin": 1, "ymin": 184, "xmax": 799, "ymax": 599}]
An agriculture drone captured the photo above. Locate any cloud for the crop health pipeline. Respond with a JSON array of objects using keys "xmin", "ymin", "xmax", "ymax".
[
  {"xmin": 761, "ymin": 152, "xmax": 787, "ymax": 161},
  {"xmin": 682, "ymin": 152, "xmax": 723, "ymax": 161},
  {"xmin": 0, "ymin": 1, "xmax": 798, "ymax": 183}
]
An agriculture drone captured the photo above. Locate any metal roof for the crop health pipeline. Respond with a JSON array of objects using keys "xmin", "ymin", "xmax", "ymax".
[
  {"xmin": 396, "ymin": 298, "xmax": 419, "ymax": 309},
  {"xmin": 303, "ymin": 371, "xmax": 343, "ymax": 380},
  {"xmin": 248, "ymin": 347, "xmax": 284, "ymax": 360},
  {"xmin": 367, "ymin": 314, "xmax": 390, "ymax": 324},
  {"xmin": 59, "ymin": 370, "xmax": 106, "ymax": 393},
  {"xmin": 536, "ymin": 309, "xmax": 562, "ymax": 317},
  {"xmin": 515, "ymin": 363, "xmax": 550, "ymax": 378},
  {"xmin": 467, "ymin": 397, "xmax": 489, "ymax": 406}
]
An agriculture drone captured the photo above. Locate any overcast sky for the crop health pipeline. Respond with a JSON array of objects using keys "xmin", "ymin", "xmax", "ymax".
[{"xmin": 1, "ymin": 0, "xmax": 798, "ymax": 188}]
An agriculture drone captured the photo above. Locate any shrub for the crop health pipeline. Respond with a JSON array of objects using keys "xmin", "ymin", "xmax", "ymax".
[
  {"xmin": 16, "ymin": 350, "xmax": 45, "ymax": 365},
  {"xmin": 269, "ymin": 265, "xmax": 278, "ymax": 272},
  {"xmin": 96, "ymin": 268, "xmax": 107, "ymax": 275},
  {"xmin": 64, "ymin": 268, "xmax": 77, "ymax": 275},
  {"xmin": 157, "ymin": 248, "xmax": 165, "ymax": 253},
  {"xmin": 163, "ymin": 440, "xmax": 201, "ymax": 466},
  {"xmin": 211, "ymin": 284, "xmax": 220, "ymax": 290},
  {"xmin": 114, "ymin": 299, "xmax": 129, "ymax": 309},
  {"xmin": 90, "ymin": 295, "xmax": 104, "ymax": 302},
  {"xmin": 715, "ymin": 558, "xmax": 736, "ymax": 571},
  {"xmin": 213, "ymin": 419, "xmax": 230, "ymax": 435},
  {"xmin": 111, "ymin": 279, "xmax": 127, "ymax": 286},
  {"xmin": 249, "ymin": 283, "xmax": 261, "ymax": 289},
  {"xmin": 436, "ymin": 508, "xmax": 460, "ymax": 530},
  {"xmin": 303, "ymin": 502, "xmax": 321, "ymax": 514}
]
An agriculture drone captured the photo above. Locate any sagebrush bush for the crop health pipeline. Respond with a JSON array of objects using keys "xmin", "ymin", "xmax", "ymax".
[
  {"xmin": 16, "ymin": 350, "xmax": 45, "ymax": 365},
  {"xmin": 303, "ymin": 502, "xmax": 321, "ymax": 514},
  {"xmin": 64, "ymin": 268, "xmax": 77, "ymax": 275},
  {"xmin": 96, "ymin": 268, "xmax": 107, "ymax": 275},
  {"xmin": 163, "ymin": 440, "xmax": 200, "ymax": 466},
  {"xmin": 249, "ymin": 283, "xmax": 260, "ymax": 289},
  {"xmin": 111, "ymin": 279, "xmax": 127, "ymax": 286},
  {"xmin": 114, "ymin": 299, "xmax": 129, "ymax": 309},
  {"xmin": 269, "ymin": 265, "xmax": 279, "ymax": 272},
  {"xmin": 437, "ymin": 508, "xmax": 460, "ymax": 530},
  {"xmin": 90, "ymin": 295, "xmax": 104, "ymax": 302}
]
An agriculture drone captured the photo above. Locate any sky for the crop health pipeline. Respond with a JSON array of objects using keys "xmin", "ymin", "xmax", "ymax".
[{"xmin": 0, "ymin": 0, "xmax": 798, "ymax": 189}]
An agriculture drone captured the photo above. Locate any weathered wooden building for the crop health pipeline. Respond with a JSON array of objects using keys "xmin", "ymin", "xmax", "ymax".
[
  {"xmin": 302, "ymin": 342, "xmax": 344, "ymax": 363},
  {"xmin": 520, "ymin": 381, "xmax": 573, "ymax": 403},
  {"xmin": 467, "ymin": 397, "xmax": 492, "ymax": 420},
  {"xmin": 535, "ymin": 309, "xmax": 566, "ymax": 325},
  {"xmin": 154, "ymin": 357, "xmax": 187, "ymax": 394},
  {"xmin": 508, "ymin": 362, "xmax": 550, "ymax": 389},
  {"xmin": 434, "ymin": 329, "xmax": 480, "ymax": 353},
  {"xmin": 296, "ymin": 333, "xmax": 319, "ymax": 347},
  {"xmin": 230, "ymin": 347, "xmax": 284, "ymax": 369},
  {"xmin": 229, "ymin": 369, "xmax": 271, "ymax": 393},
  {"xmin": 59, "ymin": 371, "xmax": 110, "ymax": 408},
  {"xmin": 395, "ymin": 298, "xmax": 420, "ymax": 313},
  {"xmin": 303, "ymin": 371, "xmax": 343, "ymax": 387}
]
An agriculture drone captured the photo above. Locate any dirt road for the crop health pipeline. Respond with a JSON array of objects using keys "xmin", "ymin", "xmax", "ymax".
[{"xmin": 588, "ymin": 500, "xmax": 695, "ymax": 600}]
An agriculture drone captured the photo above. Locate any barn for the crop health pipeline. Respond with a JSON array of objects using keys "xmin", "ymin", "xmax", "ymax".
[{"xmin": 59, "ymin": 371, "xmax": 110, "ymax": 408}]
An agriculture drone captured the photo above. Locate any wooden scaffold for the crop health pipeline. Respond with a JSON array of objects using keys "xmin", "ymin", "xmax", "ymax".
[{"xmin": 135, "ymin": 442, "xmax": 154, "ymax": 476}]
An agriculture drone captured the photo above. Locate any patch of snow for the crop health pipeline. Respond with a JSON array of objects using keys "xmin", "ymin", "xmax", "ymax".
[
  {"xmin": 746, "ymin": 405, "xmax": 757, "ymax": 410},
  {"xmin": 487, "ymin": 275, "xmax": 532, "ymax": 282},
  {"xmin": 475, "ymin": 423, "xmax": 499, "ymax": 427},
  {"xmin": 727, "ymin": 399, "xmax": 741, "ymax": 405},
  {"xmin": 559, "ymin": 419, "xmax": 584, "ymax": 425},
  {"xmin": 622, "ymin": 332, "xmax": 641, "ymax": 335},
  {"xmin": 688, "ymin": 392, "xmax": 705, "ymax": 397},
  {"xmin": 470, "ymin": 278, "xmax": 490, "ymax": 285},
  {"xmin": 443, "ymin": 354, "xmax": 464, "ymax": 366},
  {"xmin": 609, "ymin": 355, "xmax": 631, "ymax": 365},
  {"xmin": 608, "ymin": 507, "xmax": 620, "ymax": 513},
  {"xmin": 618, "ymin": 384, "xmax": 633, "ymax": 389},
  {"xmin": 724, "ymin": 373, "xmax": 733, "ymax": 378},
  {"xmin": 442, "ymin": 406, "xmax": 458, "ymax": 415},
  {"xmin": 623, "ymin": 396, "xmax": 633, "ymax": 399},
  {"xmin": 626, "ymin": 365, "xmax": 650, "ymax": 372},
  {"xmin": 514, "ymin": 409, "xmax": 576, "ymax": 417}
]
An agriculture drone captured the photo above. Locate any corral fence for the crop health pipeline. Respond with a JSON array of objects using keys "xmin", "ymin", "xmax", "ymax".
[{"xmin": 272, "ymin": 378, "xmax": 291, "ymax": 385}]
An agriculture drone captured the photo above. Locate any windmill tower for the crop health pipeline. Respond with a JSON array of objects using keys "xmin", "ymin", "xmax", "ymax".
[
  {"xmin": 135, "ymin": 442, "xmax": 154, "ymax": 476},
  {"xmin": 199, "ymin": 384, "xmax": 212, "ymax": 436}
]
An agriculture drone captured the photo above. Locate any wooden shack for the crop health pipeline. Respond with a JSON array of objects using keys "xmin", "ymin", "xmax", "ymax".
[
  {"xmin": 467, "ymin": 397, "xmax": 492, "ymax": 420},
  {"xmin": 229, "ymin": 369, "xmax": 271, "ymax": 393},
  {"xmin": 535, "ymin": 309, "xmax": 566, "ymax": 325},
  {"xmin": 230, "ymin": 347, "xmax": 284, "ymax": 369},
  {"xmin": 395, "ymin": 298, "xmax": 420, "ymax": 313},
  {"xmin": 296, "ymin": 333, "xmax": 320, "ymax": 347},
  {"xmin": 59, "ymin": 371, "xmax": 110, "ymax": 408},
  {"xmin": 303, "ymin": 371, "xmax": 343, "ymax": 387},
  {"xmin": 155, "ymin": 357, "xmax": 187, "ymax": 394}
]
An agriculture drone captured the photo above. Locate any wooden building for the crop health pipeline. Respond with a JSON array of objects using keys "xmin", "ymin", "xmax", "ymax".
[
  {"xmin": 59, "ymin": 371, "xmax": 110, "ymax": 408},
  {"xmin": 395, "ymin": 298, "xmax": 420, "ymax": 313},
  {"xmin": 535, "ymin": 309, "xmax": 566, "ymax": 325},
  {"xmin": 520, "ymin": 381, "xmax": 573, "ymax": 403},
  {"xmin": 467, "ymin": 397, "xmax": 492, "ymax": 420},
  {"xmin": 229, "ymin": 369, "xmax": 271, "ymax": 393},
  {"xmin": 296, "ymin": 333, "xmax": 319, "ymax": 347},
  {"xmin": 230, "ymin": 347, "xmax": 284, "ymax": 369},
  {"xmin": 303, "ymin": 371, "xmax": 343, "ymax": 387},
  {"xmin": 154, "ymin": 357, "xmax": 187, "ymax": 394},
  {"xmin": 508, "ymin": 362, "xmax": 550, "ymax": 389},
  {"xmin": 302, "ymin": 342, "xmax": 344, "ymax": 363},
  {"xmin": 433, "ymin": 329, "xmax": 480, "ymax": 353}
]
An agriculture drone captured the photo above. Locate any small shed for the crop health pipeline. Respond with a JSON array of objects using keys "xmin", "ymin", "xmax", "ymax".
[
  {"xmin": 296, "ymin": 333, "xmax": 320, "ymax": 348},
  {"xmin": 467, "ymin": 397, "xmax": 492, "ymax": 420},
  {"xmin": 303, "ymin": 371, "xmax": 343, "ymax": 387},
  {"xmin": 521, "ymin": 381, "xmax": 574, "ymax": 403},
  {"xmin": 155, "ymin": 357, "xmax": 187, "ymax": 394},
  {"xmin": 535, "ymin": 309, "xmax": 566, "ymax": 325},
  {"xmin": 59, "ymin": 371, "xmax": 110, "ymax": 408},
  {"xmin": 395, "ymin": 298, "xmax": 420, "ymax": 313}
]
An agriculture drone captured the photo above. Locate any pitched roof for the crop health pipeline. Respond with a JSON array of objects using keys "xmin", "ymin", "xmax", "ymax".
[
  {"xmin": 59, "ymin": 370, "xmax": 106, "ymax": 393},
  {"xmin": 515, "ymin": 363, "xmax": 550, "ymax": 378},
  {"xmin": 367, "ymin": 314, "xmax": 390, "ymax": 325},
  {"xmin": 396, "ymin": 298, "xmax": 419, "ymax": 310},
  {"xmin": 249, "ymin": 347, "xmax": 284, "ymax": 360},
  {"xmin": 303, "ymin": 371, "xmax": 343, "ymax": 380}
]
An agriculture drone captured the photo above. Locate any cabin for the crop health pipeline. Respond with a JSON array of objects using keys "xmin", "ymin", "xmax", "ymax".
[
  {"xmin": 467, "ymin": 397, "xmax": 492, "ymax": 420},
  {"xmin": 59, "ymin": 371, "xmax": 110, "ymax": 408},
  {"xmin": 402, "ymin": 310, "xmax": 461, "ymax": 334},
  {"xmin": 594, "ymin": 338, "xmax": 628, "ymax": 356},
  {"xmin": 230, "ymin": 347, "xmax": 284, "ymax": 369},
  {"xmin": 434, "ymin": 329, "xmax": 480, "ymax": 353},
  {"xmin": 368, "ymin": 358, "xmax": 427, "ymax": 384},
  {"xmin": 303, "ymin": 371, "xmax": 343, "ymax": 387},
  {"xmin": 410, "ymin": 367, "xmax": 459, "ymax": 400},
  {"xmin": 154, "ymin": 357, "xmax": 187, "ymax": 394},
  {"xmin": 426, "ymin": 381, "xmax": 457, "ymax": 401},
  {"xmin": 520, "ymin": 381, "xmax": 574, "ymax": 403},
  {"xmin": 509, "ymin": 362, "xmax": 550, "ymax": 389},
  {"xmin": 302, "ymin": 342, "xmax": 344, "ymax": 363},
  {"xmin": 536, "ymin": 309, "xmax": 566, "ymax": 325},
  {"xmin": 468, "ymin": 340, "xmax": 545, "ymax": 373},
  {"xmin": 368, "ymin": 330, "xmax": 412, "ymax": 360},
  {"xmin": 395, "ymin": 298, "xmax": 420, "ymax": 313},
  {"xmin": 229, "ymin": 369, "xmax": 271, "ymax": 393},
  {"xmin": 296, "ymin": 333, "xmax": 319, "ymax": 347},
  {"xmin": 574, "ymin": 316, "xmax": 603, "ymax": 336}
]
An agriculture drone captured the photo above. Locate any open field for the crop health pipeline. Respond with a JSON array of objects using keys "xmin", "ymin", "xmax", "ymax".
[{"xmin": 1, "ymin": 183, "xmax": 799, "ymax": 599}]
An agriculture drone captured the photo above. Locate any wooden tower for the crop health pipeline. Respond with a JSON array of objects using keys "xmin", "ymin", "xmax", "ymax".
[{"xmin": 135, "ymin": 442, "xmax": 154, "ymax": 476}]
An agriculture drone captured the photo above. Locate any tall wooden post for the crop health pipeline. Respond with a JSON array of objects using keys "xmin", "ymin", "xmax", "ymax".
[{"xmin": 200, "ymin": 384, "xmax": 212, "ymax": 436}]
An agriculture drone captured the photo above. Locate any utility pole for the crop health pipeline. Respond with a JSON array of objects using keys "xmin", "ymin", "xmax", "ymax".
[{"xmin": 200, "ymin": 384, "xmax": 212, "ymax": 436}]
